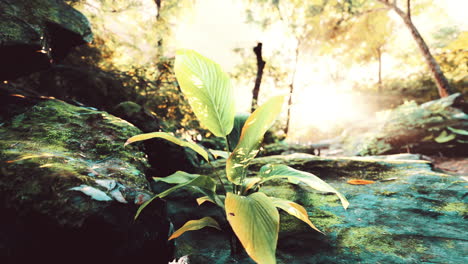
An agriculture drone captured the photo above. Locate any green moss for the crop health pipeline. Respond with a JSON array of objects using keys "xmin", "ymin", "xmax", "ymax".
[
  {"xmin": 261, "ymin": 184, "xmax": 343, "ymax": 232},
  {"xmin": 339, "ymin": 226, "xmax": 426, "ymax": 256},
  {"xmin": 279, "ymin": 212, "xmax": 307, "ymax": 232},
  {"xmin": 310, "ymin": 208, "xmax": 342, "ymax": 227},
  {"xmin": 0, "ymin": 99, "xmax": 151, "ymax": 225},
  {"xmin": 300, "ymin": 191, "xmax": 340, "ymax": 207},
  {"xmin": 2, "ymin": 0, "xmax": 92, "ymax": 41},
  {"xmin": 445, "ymin": 240, "xmax": 455, "ymax": 249},
  {"xmin": 5, "ymin": 100, "xmax": 146, "ymax": 165},
  {"xmin": 261, "ymin": 185, "xmax": 298, "ymax": 201},
  {"xmin": 436, "ymin": 202, "xmax": 468, "ymax": 216},
  {"xmin": 375, "ymin": 191, "xmax": 397, "ymax": 196}
]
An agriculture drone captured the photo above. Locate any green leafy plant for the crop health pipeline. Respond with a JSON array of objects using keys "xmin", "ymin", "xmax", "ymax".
[{"xmin": 125, "ymin": 49, "xmax": 348, "ymax": 264}]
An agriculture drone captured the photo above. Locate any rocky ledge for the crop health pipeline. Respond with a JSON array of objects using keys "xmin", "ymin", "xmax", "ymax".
[
  {"xmin": 0, "ymin": 99, "xmax": 171, "ymax": 263},
  {"xmin": 170, "ymin": 153, "xmax": 467, "ymax": 263}
]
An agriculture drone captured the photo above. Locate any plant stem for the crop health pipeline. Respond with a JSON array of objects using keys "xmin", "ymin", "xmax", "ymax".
[
  {"xmin": 225, "ymin": 136, "xmax": 231, "ymax": 153},
  {"xmin": 224, "ymin": 136, "xmax": 236, "ymax": 193},
  {"xmin": 209, "ymin": 161, "xmax": 227, "ymax": 194}
]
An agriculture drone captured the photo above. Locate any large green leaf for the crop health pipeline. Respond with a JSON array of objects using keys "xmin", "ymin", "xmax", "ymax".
[
  {"xmin": 208, "ymin": 149, "xmax": 229, "ymax": 159},
  {"xmin": 168, "ymin": 217, "xmax": 221, "ymax": 240},
  {"xmin": 225, "ymin": 192, "xmax": 279, "ymax": 264},
  {"xmin": 125, "ymin": 132, "xmax": 209, "ymax": 161},
  {"xmin": 152, "ymin": 171, "xmax": 224, "ymax": 208},
  {"xmin": 135, "ymin": 174, "xmax": 216, "ymax": 219},
  {"xmin": 226, "ymin": 96, "xmax": 285, "ymax": 184},
  {"xmin": 154, "ymin": 171, "xmax": 225, "ymax": 208},
  {"xmin": 269, "ymin": 197, "xmax": 323, "ymax": 234},
  {"xmin": 196, "ymin": 196, "xmax": 216, "ymax": 205},
  {"xmin": 174, "ymin": 49, "xmax": 235, "ymax": 137},
  {"xmin": 153, "ymin": 171, "xmax": 199, "ymax": 184},
  {"xmin": 227, "ymin": 113, "xmax": 250, "ymax": 151},
  {"xmin": 259, "ymin": 164, "xmax": 349, "ymax": 209}
]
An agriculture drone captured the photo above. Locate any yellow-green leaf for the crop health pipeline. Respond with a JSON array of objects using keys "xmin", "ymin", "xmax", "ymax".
[
  {"xmin": 270, "ymin": 197, "xmax": 323, "ymax": 234},
  {"xmin": 175, "ymin": 49, "xmax": 235, "ymax": 137},
  {"xmin": 226, "ymin": 96, "xmax": 285, "ymax": 184},
  {"xmin": 125, "ymin": 132, "xmax": 209, "ymax": 161},
  {"xmin": 196, "ymin": 196, "xmax": 216, "ymax": 205},
  {"xmin": 242, "ymin": 177, "xmax": 262, "ymax": 194},
  {"xmin": 435, "ymin": 130, "xmax": 456, "ymax": 143},
  {"xmin": 208, "ymin": 149, "xmax": 229, "ymax": 159},
  {"xmin": 227, "ymin": 113, "xmax": 250, "ymax": 151},
  {"xmin": 168, "ymin": 217, "xmax": 221, "ymax": 240},
  {"xmin": 153, "ymin": 171, "xmax": 199, "ymax": 184},
  {"xmin": 259, "ymin": 164, "xmax": 349, "ymax": 209},
  {"xmin": 135, "ymin": 175, "xmax": 216, "ymax": 220},
  {"xmin": 447, "ymin": 126, "xmax": 468, "ymax": 136},
  {"xmin": 226, "ymin": 192, "xmax": 279, "ymax": 264}
]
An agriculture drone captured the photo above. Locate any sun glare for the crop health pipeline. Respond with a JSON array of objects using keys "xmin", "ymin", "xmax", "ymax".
[{"xmin": 288, "ymin": 86, "xmax": 367, "ymax": 143}]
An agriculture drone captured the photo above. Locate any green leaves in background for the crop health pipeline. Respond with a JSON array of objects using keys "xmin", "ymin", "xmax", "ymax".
[
  {"xmin": 259, "ymin": 164, "xmax": 349, "ymax": 209},
  {"xmin": 226, "ymin": 192, "xmax": 279, "ymax": 264},
  {"xmin": 270, "ymin": 197, "xmax": 323, "ymax": 234},
  {"xmin": 125, "ymin": 131, "xmax": 209, "ymax": 161},
  {"xmin": 174, "ymin": 49, "xmax": 236, "ymax": 137},
  {"xmin": 226, "ymin": 96, "xmax": 285, "ymax": 184},
  {"xmin": 434, "ymin": 127, "xmax": 468, "ymax": 143},
  {"xmin": 447, "ymin": 126, "xmax": 468, "ymax": 136},
  {"xmin": 135, "ymin": 174, "xmax": 216, "ymax": 219},
  {"xmin": 169, "ymin": 216, "xmax": 221, "ymax": 240},
  {"xmin": 434, "ymin": 130, "xmax": 456, "ymax": 143}
]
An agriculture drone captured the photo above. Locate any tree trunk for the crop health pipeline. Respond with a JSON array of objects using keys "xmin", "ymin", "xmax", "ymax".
[
  {"xmin": 154, "ymin": 0, "xmax": 164, "ymax": 56},
  {"xmin": 284, "ymin": 43, "xmax": 300, "ymax": 136},
  {"xmin": 399, "ymin": 12, "xmax": 453, "ymax": 97},
  {"xmin": 251, "ymin": 42, "xmax": 266, "ymax": 112},
  {"xmin": 154, "ymin": 0, "xmax": 162, "ymax": 20},
  {"xmin": 377, "ymin": 47, "xmax": 382, "ymax": 93},
  {"xmin": 377, "ymin": 0, "xmax": 454, "ymax": 97}
]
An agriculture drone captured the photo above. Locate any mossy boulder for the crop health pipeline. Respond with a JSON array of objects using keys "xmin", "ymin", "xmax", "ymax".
[
  {"xmin": 340, "ymin": 93, "xmax": 468, "ymax": 156},
  {"xmin": 0, "ymin": 99, "xmax": 171, "ymax": 263},
  {"xmin": 172, "ymin": 154, "xmax": 467, "ymax": 263},
  {"xmin": 112, "ymin": 101, "xmax": 161, "ymax": 133},
  {"xmin": 259, "ymin": 142, "xmax": 317, "ymax": 156},
  {"xmin": 0, "ymin": 0, "xmax": 92, "ymax": 79}
]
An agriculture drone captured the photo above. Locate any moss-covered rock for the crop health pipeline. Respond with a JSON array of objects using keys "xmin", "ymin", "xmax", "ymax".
[
  {"xmin": 175, "ymin": 153, "xmax": 467, "ymax": 263},
  {"xmin": 0, "ymin": 99, "xmax": 171, "ymax": 263},
  {"xmin": 0, "ymin": 0, "xmax": 92, "ymax": 79},
  {"xmin": 339, "ymin": 93, "xmax": 468, "ymax": 156}
]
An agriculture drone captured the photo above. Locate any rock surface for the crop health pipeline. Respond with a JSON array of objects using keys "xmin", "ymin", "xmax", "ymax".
[
  {"xmin": 0, "ymin": 0, "xmax": 92, "ymax": 79},
  {"xmin": 339, "ymin": 93, "xmax": 468, "ymax": 156},
  {"xmin": 0, "ymin": 99, "xmax": 171, "ymax": 263},
  {"xmin": 170, "ymin": 154, "xmax": 467, "ymax": 263},
  {"xmin": 260, "ymin": 142, "xmax": 317, "ymax": 156}
]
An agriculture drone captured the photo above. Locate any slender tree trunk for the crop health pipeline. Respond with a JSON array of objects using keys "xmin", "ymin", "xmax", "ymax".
[
  {"xmin": 284, "ymin": 42, "xmax": 300, "ymax": 136},
  {"xmin": 154, "ymin": 0, "xmax": 164, "ymax": 56},
  {"xmin": 377, "ymin": 0, "xmax": 454, "ymax": 97},
  {"xmin": 154, "ymin": 0, "xmax": 162, "ymax": 20},
  {"xmin": 399, "ymin": 11, "xmax": 453, "ymax": 97},
  {"xmin": 251, "ymin": 42, "xmax": 266, "ymax": 113},
  {"xmin": 377, "ymin": 47, "xmax": 382, "ymax": 93}
]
